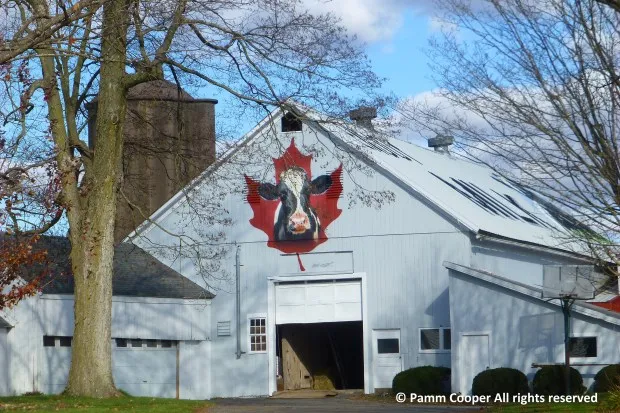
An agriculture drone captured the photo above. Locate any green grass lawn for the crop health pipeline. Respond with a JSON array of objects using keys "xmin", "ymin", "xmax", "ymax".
[
  {"xmin": 0, "ymin": 394, "xmax": 212, "ymax": 412},
  {"xmin": 489, "ymin": 394, "xmax": 615, "ymax": 413}
]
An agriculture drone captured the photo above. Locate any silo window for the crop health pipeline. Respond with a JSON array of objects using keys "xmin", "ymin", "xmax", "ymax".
[{"xmin": 281, "ymin": 112, "xmax": 302, "ymax": 132}]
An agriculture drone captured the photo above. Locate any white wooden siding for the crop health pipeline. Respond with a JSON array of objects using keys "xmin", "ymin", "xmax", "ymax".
[
  {"xmin": 40, "ymin": 296, "xmax": 210, "ymax": 341},
  {"xmin": 471, "ymin": 239, "xmax": 590, "ymax": 287},
  {"xmin": 449, "ymin": 269, "xmax": 620, "ymax": 394}
]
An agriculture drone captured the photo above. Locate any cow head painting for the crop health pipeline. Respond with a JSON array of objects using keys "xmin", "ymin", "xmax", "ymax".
[
  {"xmin": 244, "ymin": 139, "xmax": 343, "ymax": 253},
  {"xmin": 258, "ymin": 167, "xmax": 332, "ymax": 241}
]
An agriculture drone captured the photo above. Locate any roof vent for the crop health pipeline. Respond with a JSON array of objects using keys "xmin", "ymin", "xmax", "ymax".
[
  {"xmin": 428, "ymin": 135, "xmax": 454, "ymax": 154},
  {"xmin": 349, "ymin": 106, "xmax": 377, "ymax": 129}
]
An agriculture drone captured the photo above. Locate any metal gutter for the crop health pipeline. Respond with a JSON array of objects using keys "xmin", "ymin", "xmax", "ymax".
[{"xmin": 235, "ymin": 245, "xmax": 245, "ymax": 359}]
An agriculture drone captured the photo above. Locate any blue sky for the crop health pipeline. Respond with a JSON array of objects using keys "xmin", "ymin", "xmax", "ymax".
[
  {"xmin": 365, "ymin": 9, "xmax": 436, "ymax": 98},
  {"xmin": 208, "ymin": 2, "xmax": 441, "ymax": 142}
]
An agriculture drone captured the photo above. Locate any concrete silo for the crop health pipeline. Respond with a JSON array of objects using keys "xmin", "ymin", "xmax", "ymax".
[{"xmin": 87, "ymin": 80, "xmax": 217, "ymax": 243}]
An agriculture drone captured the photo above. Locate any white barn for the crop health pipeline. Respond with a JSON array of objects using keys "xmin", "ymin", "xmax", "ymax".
[
  {"xmin": 1, "ymin": 105, "xmax": 619, "ymax": 398},
  {"xmin": 0, "ymin": 238, "xmax": 212, "ymax": 398}
]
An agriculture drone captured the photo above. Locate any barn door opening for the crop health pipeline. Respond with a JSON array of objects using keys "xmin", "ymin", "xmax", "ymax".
[{"xmin": 276, "ymin": 321, "xmax": 363, "ymax": 391}]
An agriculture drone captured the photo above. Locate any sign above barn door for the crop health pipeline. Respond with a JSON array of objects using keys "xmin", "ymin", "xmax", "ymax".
[{"xmin": 244, "ymin": 139, "xmax": 343, "ymax": 253}]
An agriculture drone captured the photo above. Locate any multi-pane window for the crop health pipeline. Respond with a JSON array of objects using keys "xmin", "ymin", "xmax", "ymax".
[
  {"xmin": 249, "ymin": 317, "xmax": 267, "ymax": 352},
  {"xmin": 569, "ymin": 337, "xmax": 597, "ymax": 358},
  {"xmin": 114, "ymin": 338, "xmax": 177, "ymax": 349},
  {"xmin": 43, "ymin": 336, "xmax": 72, "ymax": 347},
  {"xmin": 420, "ymin": 327, "xmax": 451, "ymax": 352}
]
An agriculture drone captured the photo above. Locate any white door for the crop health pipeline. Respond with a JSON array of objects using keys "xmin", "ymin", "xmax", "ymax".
[
  {"xmin": 275, "ymin": 280, "xmax": 361, "ymax": 324},
  {"xmin": 372, "ymin": 329, "xmax": 402, "ymax": 389},
  {"xmin": 40, "ymin": 338, "xmax": 178, "ymax": 397},
  {"xmin": 40, "ymin": 338, "xmax": 72, "ymax": 394},
  {"xmin": 460, "ymin": 333, "xmax": 490, "ymax": 395},
  {"xmin": 113, "ymin": 339, "xmax": 178, "ymax": 398}
]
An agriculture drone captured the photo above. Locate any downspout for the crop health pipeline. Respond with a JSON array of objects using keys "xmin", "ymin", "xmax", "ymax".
[{"xmin": 236, "ymin": 245, "xmax": 245, "ymax": 359}]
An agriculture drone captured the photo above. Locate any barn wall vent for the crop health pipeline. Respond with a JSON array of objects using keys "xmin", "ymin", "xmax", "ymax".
[{"xmin": 217, "ymin": 321, "xmax": 232, "ymax": 336}]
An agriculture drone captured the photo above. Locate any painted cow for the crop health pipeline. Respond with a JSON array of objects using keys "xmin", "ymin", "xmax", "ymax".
[{"xmin": 258, "ymin": 166, "xmax": 332, "ymax": 241}]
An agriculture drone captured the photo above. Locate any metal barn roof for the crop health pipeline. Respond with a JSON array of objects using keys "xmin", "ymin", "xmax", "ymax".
[
  {"xmin": 311, "ymin": 112, "xmax": 590, "ymax": 255},
  {"xmin": 128, "ymin": 103, "xmax": 593, "ymax": 257}
]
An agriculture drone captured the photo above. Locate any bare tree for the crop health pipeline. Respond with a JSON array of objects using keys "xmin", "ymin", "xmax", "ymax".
[
  {"xmin": 1, "ymin": 46, "xmax": 63, "ymax": 309},
  {"xmin": 0, "ymin": 0, "xmax": 383, "ymax": 397},
  {"xmin": 596, "ymin": 0, "xmax": 620, "ymax": 13},
  {"xmin": 400, "ymin": 0, "xmax": 619, "ymax": 269},
  {"xmin": 0, "ymin": 1, "xmax": 101, "ymax": 64}
]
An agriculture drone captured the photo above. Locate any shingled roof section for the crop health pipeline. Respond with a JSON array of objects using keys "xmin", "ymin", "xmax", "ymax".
[
  {"xmin": 19, "ymin": 236, "xmax": 213, "ymax": 300},
  {"xmin": 0, "ymin": 315, "xmax": 12, "ymax": 328}
]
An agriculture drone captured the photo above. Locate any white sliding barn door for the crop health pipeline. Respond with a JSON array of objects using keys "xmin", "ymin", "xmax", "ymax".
[{"xmin": 275, "ymin": 279, "xmax": 362, "ymax": 324}]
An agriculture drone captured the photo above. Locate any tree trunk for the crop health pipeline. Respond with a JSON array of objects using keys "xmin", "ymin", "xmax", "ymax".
[
  {"xmin": 65, "ymin": 231, "xmax": 119, "ymax": 397},
  {"xmin": 64, "ymin": 0, "xmax": 129, "ymax": 397}
]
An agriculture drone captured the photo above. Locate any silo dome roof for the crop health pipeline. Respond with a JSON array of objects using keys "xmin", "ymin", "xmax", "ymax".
[
  {"xmin": 86, "ymin": 79, "xmax": 217, "ymax": 108},
  {"xmin": 127, "ymin": 80, "xmax": 194, "ymax": 101}
]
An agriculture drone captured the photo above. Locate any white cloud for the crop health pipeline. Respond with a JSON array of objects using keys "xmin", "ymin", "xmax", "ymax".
[
  {"xmin": 301, "ymin": 0, "xmax": 420, "ymax": 43},
  {"xmin": 427, "ymin": 15, "xmax": 458, "ymax": 33},
  {"xmin": 300, "ymin": 0, "xmax": 480, "ymax": 43}
]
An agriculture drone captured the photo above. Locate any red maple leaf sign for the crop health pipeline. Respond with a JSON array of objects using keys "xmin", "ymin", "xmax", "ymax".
[{"xmin": 244, "ymin": 139, "xmax": 343, "ymax": 253}]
